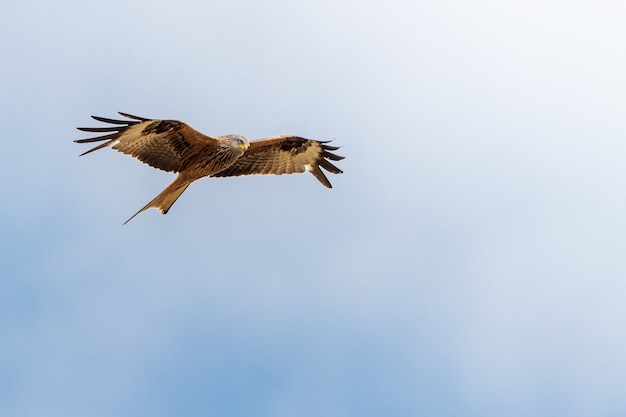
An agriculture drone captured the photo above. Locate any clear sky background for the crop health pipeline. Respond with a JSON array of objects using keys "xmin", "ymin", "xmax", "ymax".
[{"xmin": 2, "ymin": 0, "xmax": 626, "ymax": 416}]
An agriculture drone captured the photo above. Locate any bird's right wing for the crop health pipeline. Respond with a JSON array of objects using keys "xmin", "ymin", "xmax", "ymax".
[{"xmin": 75, "ymin": 112, "xmax": 216, "ymax": 173}]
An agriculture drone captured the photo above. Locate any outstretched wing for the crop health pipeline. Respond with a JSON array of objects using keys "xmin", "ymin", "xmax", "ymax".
[
  {"xmin": 212, "ymin": 136, "xmax": 344, "ymax": 188},
  {"xmin": 75, "ymin": 112, "xmax": 216, "ymax": 173}
]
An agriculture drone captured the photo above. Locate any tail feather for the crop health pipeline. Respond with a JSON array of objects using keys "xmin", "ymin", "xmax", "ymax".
[{"xmin": 123, "ymin": 176, "xmax": 191, "ymax": 225}]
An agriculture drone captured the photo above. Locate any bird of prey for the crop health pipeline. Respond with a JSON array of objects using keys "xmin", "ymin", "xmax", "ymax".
[{"xmin": 75, "ymin": 112, "xmax": 344, "ymax": 224}]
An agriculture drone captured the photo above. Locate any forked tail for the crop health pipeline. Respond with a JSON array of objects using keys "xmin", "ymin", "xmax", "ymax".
[{"xmin": 124, "ymin": 175, "xmax": 191, "ymax": 225}]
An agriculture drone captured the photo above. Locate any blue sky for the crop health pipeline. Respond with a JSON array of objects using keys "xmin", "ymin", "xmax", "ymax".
[{"xmin": 2, "ymin": 0, "xmax": 626, "ymax": 416}]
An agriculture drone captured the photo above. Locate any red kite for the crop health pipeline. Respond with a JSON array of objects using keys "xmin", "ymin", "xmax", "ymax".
[{"xmin": 76, "ymin": 112, "xmax": 344, "ymax": 224}]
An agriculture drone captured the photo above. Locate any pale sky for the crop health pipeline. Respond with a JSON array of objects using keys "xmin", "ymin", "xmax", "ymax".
[{"xmin": 2, "ymin": 0, "xmax": 626, "ymax": 416}]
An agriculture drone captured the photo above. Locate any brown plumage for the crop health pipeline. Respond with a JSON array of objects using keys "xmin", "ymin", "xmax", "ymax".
[{"xmin": 75, "ymin": 112, "xmax": 344, "ymax": 224}]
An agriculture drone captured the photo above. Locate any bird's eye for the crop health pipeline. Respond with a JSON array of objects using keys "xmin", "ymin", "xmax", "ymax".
[{"xmin": 238, "ymin": 139, "xmax": 243, "ymax": 145}]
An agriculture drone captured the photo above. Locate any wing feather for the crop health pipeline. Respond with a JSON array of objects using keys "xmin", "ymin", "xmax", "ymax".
[
  {"xmin": 212, "ymin": 136, "xmax": 344, "ymax": 188},
  {"xmin": 75, "ymin": 112, "xmax": 217, "ymax": 173}
]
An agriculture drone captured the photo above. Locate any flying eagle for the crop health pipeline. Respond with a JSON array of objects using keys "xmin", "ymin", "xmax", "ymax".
[{"xmin": 75, "ymin": 112, "xmax": 344, "ymax": 224}]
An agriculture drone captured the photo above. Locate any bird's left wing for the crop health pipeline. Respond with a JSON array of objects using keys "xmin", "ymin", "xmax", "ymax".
[
  {"xmin": 212, "ymin": 136, "xmax": 344, "ymax": 188},
  {"xmin": 75, "ymin": 112, "xmax": 216, "ymax": 173}
]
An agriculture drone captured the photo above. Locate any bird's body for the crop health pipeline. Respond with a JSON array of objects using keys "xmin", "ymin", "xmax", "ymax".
[{"xmin": 75, "ymin": 113, "xmax": 343, "ymax": 223}]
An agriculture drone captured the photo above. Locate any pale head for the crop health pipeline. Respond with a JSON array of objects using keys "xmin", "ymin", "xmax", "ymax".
[{"xmin": 220, "ymin": 134, "xmax": 250, "ymax": 156}]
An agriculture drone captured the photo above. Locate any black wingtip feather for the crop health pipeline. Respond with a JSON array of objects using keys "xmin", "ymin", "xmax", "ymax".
[
  {"xmin": 91, "ymin": 115, "xmax": 136, "ymax": 125},
  {"xmin": 76, "ymin": 126, "xmax": 123, "ymax": 133},
  {"xmin": 78, "ymin": 141, "xmax": 112, "ymax": 156},
  {"xmin": 74, "ymin": 133, "xmax": 119, "ymax": 143},
  {"xmin": 310, "ymin": 165, "xmax": 333, "ymax": 188},
  {"xmin": 318, "ymin": 158, "xmax": 343, "ymax": 175},
  {"xmin": 322, "ymin": 150, "xmax": 344, "ymax": 161},
  {"xmin": 118, "ymin": 112, "xmax": 150, "ymax": 121}
]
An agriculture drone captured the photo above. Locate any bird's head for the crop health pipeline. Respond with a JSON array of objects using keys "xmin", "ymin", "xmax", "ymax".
[{"xmin": 222, "ymin": 134, "xmax": 250, "ymax": 155}]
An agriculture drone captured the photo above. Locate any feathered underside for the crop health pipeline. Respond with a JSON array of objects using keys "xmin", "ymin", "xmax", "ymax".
[{"xmin": 75, "ymin": 112, "xmax": 344, "ymax": 188}]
